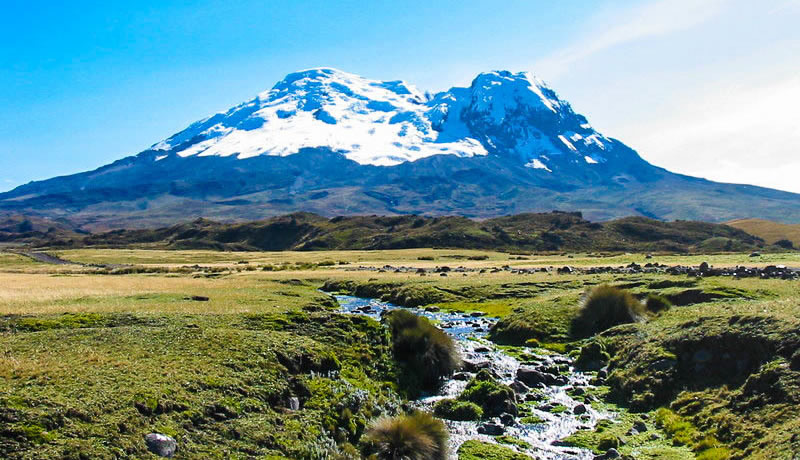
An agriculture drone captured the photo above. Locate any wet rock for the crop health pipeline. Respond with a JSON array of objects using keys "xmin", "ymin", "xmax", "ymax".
[
  {"xmin": 499, "ymin": 413, "xmax": 515, "ymax": 426},
  {"xmin": 596, "ymin": 368, "xmax": 608, "ymax": 379},
  {"xmin": 424, "ymin": 306, "xmax": 440, "ymax": 312},
  {"xmin": 525, "ymin": 392, "xmax": 544, "ymax": 402},
  {"xmin": 452, "ymin": 372, "xmax": 471, "ymax": 381},
  {"xmin": 510, "ymin": 380, "xmax": 529, "ymax": 394},
  {"xmin": 287, "ymin": 397, "xmax": 300, "ymax": 411},
  {"xmin": 516, "ymin": 366, "xmax": 558, "ymax": 386},
  {"xmin": 541, "ymin": 365, "xmax": 561, "ymax": 375},
  {"xmin": 145, "ymin": 433, "xmax": 177, "ymax": 458},
  {"xmin": 477, "ymin": 422, "xmax": 504, "ymax": 435},
  {"xmin": 573, "ymin": 404, "xmax": 587, "ymax": 415},
  {"xmin": 602, "ymin": 448, "xmax": 621, "ymax": 459},
  {"xmin": 462, "ymin": 359, "xmax": 492, "ymax": 372},
  {"xmin": 470, "ymin": 312, "xmax": 487, "ymax": 317},
  {"xmin": 474, "ymin": 346, "xmax": 491, "ymax": 353}
]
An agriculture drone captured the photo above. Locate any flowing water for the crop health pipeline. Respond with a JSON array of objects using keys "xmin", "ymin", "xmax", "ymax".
[{"xmin": 336, "ymin": 294, "xmax": 615, "ymax": 460}]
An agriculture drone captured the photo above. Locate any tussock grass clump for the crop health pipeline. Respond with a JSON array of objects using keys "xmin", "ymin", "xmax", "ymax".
[
  {"xmin": 571, "ymin": 285, "xmax": 645, "ymax": 338},
  {"xmin": 362, "ymin": 412, "xmax": 448, "ymax": 460},
  {"xmin": 644, "ymin": 293, "xmax": 672, "ymax": 314},
  {"xmin": 385, "ymin": 310, "xmax": 460, "ymax": 394}
]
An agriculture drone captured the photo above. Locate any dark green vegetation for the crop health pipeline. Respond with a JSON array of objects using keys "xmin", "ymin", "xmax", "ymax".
[
  {"xmin": 362, "ymin": 411, "xmax": 448, "ymax": 460},
  {"xmin": 456, "ymin": 440, "xmax": 534, "ymax": 460},
  {"xmin": 329, "ymin": 272, "xmax": 800, "ymax": 458},
  {"xmin": 432, "ymin": 399, "xmax": 483, "ymax": 421},
  {"xmin": 0, "ymin": 309, "xmax": 402, "ymax": 459},
  {"xmin": 602, "ymin": 312, "xmax": 800, "ymax": 458},
  {"xmin": 15, "ymin": 211, "xmax": 784, "ymax": 253},
  {"xmin": 457, "ymin": 370, "xmax": 517, "ymax": 417},
  {"xmin": 384, "ymin": 310, "xmax": 460, "ymax": 395}
]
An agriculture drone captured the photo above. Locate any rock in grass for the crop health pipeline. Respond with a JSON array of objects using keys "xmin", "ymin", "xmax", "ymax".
[
  {"xmin": 187, "ymin": 295, "xmax": 209, "ymax": 302},
  {"xmin": 145, "ymin": 433, "xmax": 177, "ymax": 458}
]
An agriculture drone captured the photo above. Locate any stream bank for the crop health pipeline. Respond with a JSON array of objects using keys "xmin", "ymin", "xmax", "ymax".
[{"xmin": 336, "ymin": 294, "xmax": 618, "ymax": 460}]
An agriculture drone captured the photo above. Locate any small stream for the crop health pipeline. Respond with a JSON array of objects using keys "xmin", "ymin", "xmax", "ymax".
[{"xmin": 336, "ymin": 294, "xmax": 614, "ymax": 460}]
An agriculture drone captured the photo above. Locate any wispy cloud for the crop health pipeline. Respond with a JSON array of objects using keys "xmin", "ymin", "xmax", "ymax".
[
  {"xmin": 533, "ymin": 0, "xmax": 728, "ymax": 78},
  {"xmin": 621, "ymin": 75, "xmax": 800, "ymax": 193}
]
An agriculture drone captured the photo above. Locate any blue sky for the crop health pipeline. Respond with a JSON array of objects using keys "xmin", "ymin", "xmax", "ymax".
[{"xmin": 2, "ymin": 0, "xmax": 799, "ymax": 193}]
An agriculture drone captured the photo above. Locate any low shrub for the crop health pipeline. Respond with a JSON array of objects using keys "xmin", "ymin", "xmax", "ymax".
[
  {"xmin": 362, "ymin": 411, "xmax": 448, "ymax": 460},
  {"xmin": 384, "ymin": 310, "xmax": 460, "ymax": 394},
  {"xmin": 433, "ymin": 399, "xmax": 483, "ymax": 421},
  {"xmin": 571, "ymin": 285, "xmax": 645, "ymax": 338}
]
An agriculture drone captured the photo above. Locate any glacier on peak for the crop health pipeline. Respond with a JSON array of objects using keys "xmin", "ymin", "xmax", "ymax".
[{"xmin": 151, "ymin": 68, "xmax": 611, "ymax": 170}]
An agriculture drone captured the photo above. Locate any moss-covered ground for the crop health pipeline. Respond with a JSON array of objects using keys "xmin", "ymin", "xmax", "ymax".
[{"xmin": 1, "ymin": 248, "xmax": 798, "ymax": 458}]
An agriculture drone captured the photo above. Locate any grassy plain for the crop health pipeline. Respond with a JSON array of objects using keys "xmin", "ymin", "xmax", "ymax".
[{"xmin": 1, "ymin": 248, "xmax": 798, "ymax": 459}]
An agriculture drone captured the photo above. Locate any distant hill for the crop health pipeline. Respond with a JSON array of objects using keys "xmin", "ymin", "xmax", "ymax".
[
  {"xmin": 36, "ymin": 211, "xmax": 773, "ymax": 254},
  {"xmin": 0, "ymin": 213, "xmax": 84, "ymax": 245},
  {"xmin": 726, "ymin": 218, "xmax": 800, "ymax": 247}
]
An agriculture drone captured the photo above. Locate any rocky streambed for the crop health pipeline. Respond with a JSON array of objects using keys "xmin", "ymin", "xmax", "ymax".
[{"xmin": 336, "ymin": 294, "xmax": 619, "ymax": 460}]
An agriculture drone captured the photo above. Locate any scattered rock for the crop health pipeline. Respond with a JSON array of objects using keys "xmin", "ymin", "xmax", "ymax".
[
  {"xmin": 145, "ymin": 433, "xmax": 177, "ymax": 458},
  {"xmin": 633, "ymin": 420, "xmax": 647, "ymax": 432},
  {"xmin": 477, "ymin": 422, "xmax": 505, "ymax": 435}
]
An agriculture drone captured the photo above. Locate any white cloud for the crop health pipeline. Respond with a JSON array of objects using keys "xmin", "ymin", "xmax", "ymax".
[
  {"xmin": 529, "ymin": 0, "xmax": 800, "ymax": 194},
  {"xmin": 534, "ymin": 0, "xmax": 728, "ymax": 78},
  {"xmin": 621, "ymin": 75, "xmax": 800, "ymax": 192}
]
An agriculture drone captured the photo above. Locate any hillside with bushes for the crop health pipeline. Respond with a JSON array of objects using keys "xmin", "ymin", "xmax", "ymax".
[{"xmin": 21, "ymin": 211, "xmax": 780, "ymax": 253}]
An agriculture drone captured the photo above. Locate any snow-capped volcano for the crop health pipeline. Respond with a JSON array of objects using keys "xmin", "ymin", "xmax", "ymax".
[
  {"xmin": 4, "ymin": 68, "xmax": 800, "ymax": 228},
  {"xmin": 152, "ymin": 68, "xmax": 487, "ymax": 166},
  {"xmin": 151, "ymin": 68, "xmax": 611, "ymax": 171}
]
